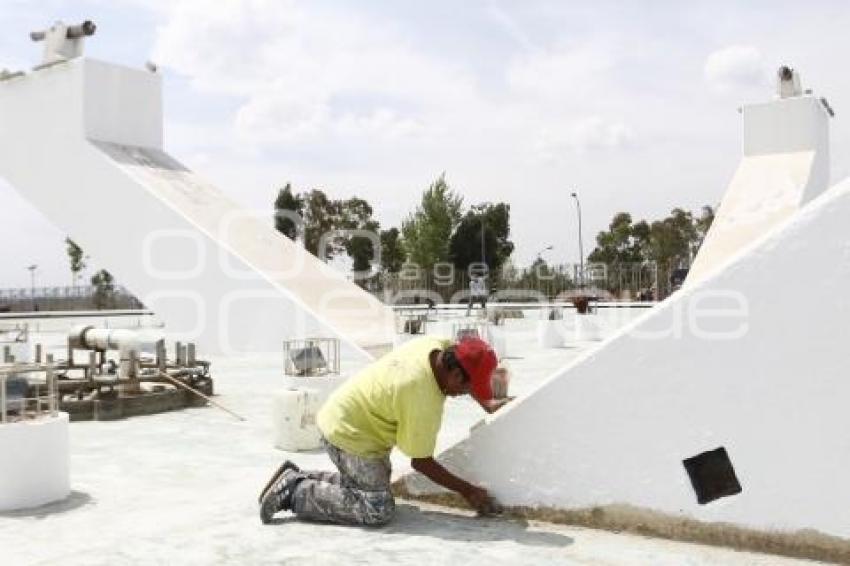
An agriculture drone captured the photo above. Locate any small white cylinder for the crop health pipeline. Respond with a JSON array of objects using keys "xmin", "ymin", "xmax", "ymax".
[
  {"xmin": 272, "ymin": 388, "xmax": 323, "ymax": 452},
  {"xmin": 574, "ymin": 315, "xmax": 603, "ymax": 341},
  {"xmin": 280, "ymin": 374, "xmax": 346, "ymax": 400},
  {"xmin": 0, "ymin": 412, "xmax": 70, "ymax": 511},
  {"xmin": 537, "ymin": 320, "xmax": 565, "ymax": 348}
]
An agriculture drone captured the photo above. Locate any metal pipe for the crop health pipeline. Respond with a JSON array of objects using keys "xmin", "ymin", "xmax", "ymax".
[
  {"xmin": 30, "ymin": 20, "xmax": 96, "ymax": 42},
  {"xmin": 66, "ymin": 21, "xmax": 96, "ymax": 39}
]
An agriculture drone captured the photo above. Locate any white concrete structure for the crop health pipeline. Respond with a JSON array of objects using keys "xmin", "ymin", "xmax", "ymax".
[
  {"xmin": 0, "ymin": 413, "xmax": 70, "ymax": 511},
  {"xmin": 404, "ymin": 176, "xmax": 850, "ymax": 540},
  {"xmin": 686, "ymin": 68, "xmax": 831, "ymax": 285},
  {"xmin": 0, "ymin": 58, "xmax": 395, "ymax": 359},
  {"xmin": 536, "ymin": 320, "xmax": 564, "ymax": 348},
  {"xmin": 573, "ymin": 314, "xmax": 603, "ymax": 341}
]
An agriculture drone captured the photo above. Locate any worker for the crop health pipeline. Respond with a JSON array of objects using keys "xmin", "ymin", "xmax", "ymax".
[
  {"xmin": 466, "ymin": 275, "xmax": 488, "ymax": 316},
  {"xmin": 258, "ymin": 336, "xmax": 510, "ymax": 525}
]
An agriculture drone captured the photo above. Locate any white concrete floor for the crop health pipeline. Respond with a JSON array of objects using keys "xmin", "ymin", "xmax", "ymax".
[{"xmin": 0, "ymin": 308, "xmax": 820, "ymax": 565}]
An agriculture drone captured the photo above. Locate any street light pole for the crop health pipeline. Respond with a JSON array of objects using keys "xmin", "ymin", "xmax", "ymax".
[
  {"xmin": 535, "ymin": 244, "xmax": 554, "ymax": 262},
  {"xmin": 570, "ymin": 192, "xmax": 584, "ymax": 289},
  {"xmin": 27, "ymin": 264, "xmax": 38, "ymax": 311},
  {"xmin": 480, "ymin": 218, "xmax": 486, "ymax": 270},
  {"xmin": 534, "ymin": 245, "xmax": 554, "ymax": 301}
]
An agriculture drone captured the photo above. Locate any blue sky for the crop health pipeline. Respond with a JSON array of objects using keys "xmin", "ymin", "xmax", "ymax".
[{"xmin": 1, "ymin": 0, "xmax": 849, "ymax": 287}]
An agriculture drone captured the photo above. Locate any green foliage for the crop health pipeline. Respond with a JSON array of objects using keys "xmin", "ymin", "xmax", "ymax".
[
  {"xmin": 587, "ymin": 213, "xmax": 646, "ymax": 265},
  {"xmin": 65, "ymin": 238, "xmax": 86, "ymax": 285},
  {"xmin": 449, "ymin": 202, "xmax": 515, "ymax": 274},
  {"xmin": 273, "ymin": 183, "xmax": 303, "ymax": 240},
  {"xmin": 647, "ymin": 208, "xmax": 697, "ymax": 267},
  {"xmin": 274, "ymin": 185, "xmax": 382, "ymax": 276},
  {"xmin": 338, "ymin": 197, "xmax": 380, "ymax": 275},
  {"xmin": 301, "ymin": 190, "xmax": 341, "ymax": 258},
  {"xmin": 401, "ymin": 174, "xmax": 463, "ymax": 270},
  {"xmin": 380, "ymin": 228, "xmax": 404, "ymax": 274},
  {"xmin": 90, "ymin": 269, "xmax": 115, "ymax": 309},
  {"xmin": 588, "ymin": 206, "xmax": 716, "ymax": 295}
]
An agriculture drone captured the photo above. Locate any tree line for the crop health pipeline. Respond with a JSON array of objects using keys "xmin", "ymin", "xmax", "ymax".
[
  {"xmin": 587, "ymin": 206, "xmax": 715, "ymax": 296},
  {"xmin": 273, "ymin": 173, "xmax": 515, "ymax": 286}
]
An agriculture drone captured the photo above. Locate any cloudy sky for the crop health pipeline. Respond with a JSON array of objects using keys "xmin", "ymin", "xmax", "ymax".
[{"xmin": 1, "ymin": 0, "xmax": 849, "ymax": 288}]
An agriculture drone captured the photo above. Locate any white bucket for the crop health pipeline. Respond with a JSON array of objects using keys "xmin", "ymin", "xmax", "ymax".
[
  {"xmin": 537, "ymin": 320, "xmax": 565, "ymax": 348},
  {"xmin": 271, "ymin": 388, "xmax": 323, "ymax": 451},
  {"xmin": 0, "ymin": 412, "xmax": 70, "ymax": 511},
  {"xmin": 280, "ymin": 374, "xmax": 346, "ymax": 401},
  {"xmin": 574, "ymin": 314, "xmax": 603, "ymax": 341}
]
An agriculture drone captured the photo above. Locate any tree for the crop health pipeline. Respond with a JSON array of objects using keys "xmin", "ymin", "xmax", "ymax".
[
  {"xmin": 338, "ymin": 197, "xmax": 380, "ymax": 277},
  {"xmin": 273, "ymin": 183, "xmax": 303, "ymax": 240},
  {"xmin": 91, "ymin": 269, "xmax": 115, "ymax": 309},
  {"xmin": 274, "ymin": 184, "xmax": 387, "ymax": 279},
  {"xmin": 448, "ymin": 202, "xmax": 514, "ymax": 276},
  {"xmin": 587, "ymin": 212, "xmax": 645, "ymax": 265},
  {"xmin": 450, "ymin": 202, "xmax": 515, "ymax": 274},
  {"xmin": 65, "ymin": 238, "xmax": 86, "ymax": 286},
  {"xmin": 380, "ymin": 228, "xmax": 405, "ymax": 274},
  {"xmin": 649, "ymin": 208, "xmax": 696, "ymax": 266},
  {"xmin": 693, "ymin": 205, "xmax": 715, "ymax": 255},
  {"xmin": 586, "ymin": 206, "xmax": 715, "ymax": 297},
  {"xmin": 300, "ymin": 190, "xmax": 343, "ymax": 258},
  {"xmin": 401, "ymin": 174, "xmax": 463, "ymax": 270}
]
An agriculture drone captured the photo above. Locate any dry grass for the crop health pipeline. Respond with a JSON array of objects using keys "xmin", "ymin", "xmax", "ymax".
[{"xmin": 392, "ymin": 482, "xmax": 850, "ymax": 564}]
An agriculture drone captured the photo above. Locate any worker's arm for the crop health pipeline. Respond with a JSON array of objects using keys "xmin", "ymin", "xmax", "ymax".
[
  {"xmin": 476, "ymin": 396, "xmax": 515, "ymax": 414},
  {"xmin": 411, "ymin": 457, "xmax": 492, "ymax": 511}
]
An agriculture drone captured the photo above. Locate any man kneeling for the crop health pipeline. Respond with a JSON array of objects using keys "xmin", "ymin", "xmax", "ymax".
[{"xmin": 259, "ymin": 336, "xmax": 509, "ymax": 525}]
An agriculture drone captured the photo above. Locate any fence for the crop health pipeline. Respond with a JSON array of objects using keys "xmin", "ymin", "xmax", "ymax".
[
  {"xmin": 0, "ymin": 363, "xmax": 58, "ymax": 423},
  {"xmin": 368, "ymin": 261, "xmax": 665, "ymax": 305},
  {"xmin": 0, "ymin": 285, "xmax": 144, "ymax": 313}
]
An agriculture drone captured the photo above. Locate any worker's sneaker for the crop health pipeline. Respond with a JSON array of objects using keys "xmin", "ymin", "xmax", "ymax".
[
  {"xmin": 259, "ymin": 469, "xmax": 303, "ymax": 524},
  {"xmin": 257, "ymin": 460, "xmax": 300, "ymax": 504}
]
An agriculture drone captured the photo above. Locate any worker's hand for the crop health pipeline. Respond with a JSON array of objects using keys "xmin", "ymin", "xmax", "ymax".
[
  {"xmin": 479, "ymin": 396, "xmax": 515, "ymax": 414},
  {"xmin": 462, "ymin": 485, "xmax": 501, "ymax": 515}
]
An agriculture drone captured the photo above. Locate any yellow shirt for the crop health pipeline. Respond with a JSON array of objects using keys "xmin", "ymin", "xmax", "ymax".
[{"xmin": 317, "ymin": 336, "xmax": 450, "ymax": 459}]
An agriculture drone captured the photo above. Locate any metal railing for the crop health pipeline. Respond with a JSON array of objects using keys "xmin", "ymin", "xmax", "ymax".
[
  {"xmin": 0, "ymin": 285, "xmax": 144, "ymax": 313},
  {"xmin": 0, "ymin": 363, "xmax": 58, "ymax": 423}
]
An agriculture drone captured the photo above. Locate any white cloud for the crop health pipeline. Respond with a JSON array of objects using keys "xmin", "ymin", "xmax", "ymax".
[
  {"xmin": 152, "ymin": 0, "xmax": 474, "ymax": 145},
  {"xmin": 534, "ymin": 116, "xmax": 635, "ymax": 162},
  {"xmin": 506, "ymin": 42, "xmax": 619, "ymax": 103},
  {"xmin": 704, "ymin": 45, "xmax": 769, "ymax": 94}
]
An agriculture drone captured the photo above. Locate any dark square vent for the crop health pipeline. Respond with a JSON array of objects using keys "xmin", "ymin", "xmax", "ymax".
[{"xmin": 683, "ymin": 446, "xmax": 742, "ymax": 505}]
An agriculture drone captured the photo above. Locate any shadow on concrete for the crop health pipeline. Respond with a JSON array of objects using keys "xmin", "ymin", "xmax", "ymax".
[
  {"xmin": 385, "ymin": 503, "xmax": 574, "ymax": 548},
  {"xmin": 267, "ymin": 504, "xmax": 573, "ymax": 548},
  {"xmin": 0, "ymin": 490, "xmax": 94, "ymax": 519}
]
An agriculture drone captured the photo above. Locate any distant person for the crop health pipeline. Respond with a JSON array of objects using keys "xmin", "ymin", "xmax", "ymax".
[
  {"xmin": 466, "ymin": 275, "xmax": 488, "ymax": 316},
  {"xmin": 258, "ymin": 336, "xmax": 510, "ymax": 526}
]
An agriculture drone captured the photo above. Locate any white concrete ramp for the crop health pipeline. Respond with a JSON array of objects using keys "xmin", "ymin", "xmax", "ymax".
[
  {"xmin": 0, "ymin": 58, "xmax": 394, "ymax": 358},
  {"xmin": 404, "ymin": 176, "xmax": 850, "ymax": 541},
  {"xmin": 686, "ymin": 89, "xmax": 831, "ymax": 286}
]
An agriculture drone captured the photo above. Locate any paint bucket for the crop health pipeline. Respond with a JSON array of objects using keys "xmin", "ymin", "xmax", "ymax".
[{"xmin": 271, "ymin": 388, "xmax": 322, "ymax": 451}]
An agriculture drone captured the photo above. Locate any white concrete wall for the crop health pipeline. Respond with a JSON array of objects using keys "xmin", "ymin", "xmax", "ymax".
[
  {"xmin": 0, "ymin": 413, "xmax": 70, "ymax": 511},
  {"xmin": 686, "ymin": 95, "xmax": 830, "ymax": 286},
  {"xmin": 0, "ymin": 59, "xmax": 394, "ymax": 358},
  {"xmin": 405, "ymin": 177, "xmax": 850, "ymax": 539}
]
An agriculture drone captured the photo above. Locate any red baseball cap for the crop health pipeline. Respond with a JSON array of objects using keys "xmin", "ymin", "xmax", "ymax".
[{"xmin": 455, "ymin": 337, "xmax": 497, "ymax": 401}]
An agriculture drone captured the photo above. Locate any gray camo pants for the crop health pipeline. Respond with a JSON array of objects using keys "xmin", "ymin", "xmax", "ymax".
[{"xmin": 291, "ymin": 437, "xmax": 395, "ymax": 526}]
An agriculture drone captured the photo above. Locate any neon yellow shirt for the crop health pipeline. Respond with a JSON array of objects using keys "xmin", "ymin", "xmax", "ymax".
[{"xmin": 317, "ymin": 336, "xmax": 450, "ymax": 459}]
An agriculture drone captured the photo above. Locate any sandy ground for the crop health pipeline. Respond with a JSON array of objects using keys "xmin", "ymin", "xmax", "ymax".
[{"xmin": 0, "ymin": 309, "xmax": 821, "ymax": 565}]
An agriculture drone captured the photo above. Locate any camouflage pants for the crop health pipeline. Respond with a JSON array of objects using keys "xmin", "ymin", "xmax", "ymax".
[{"xmin": 291, "ymin": 438, "xmax": 395, "ymax": 526}]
